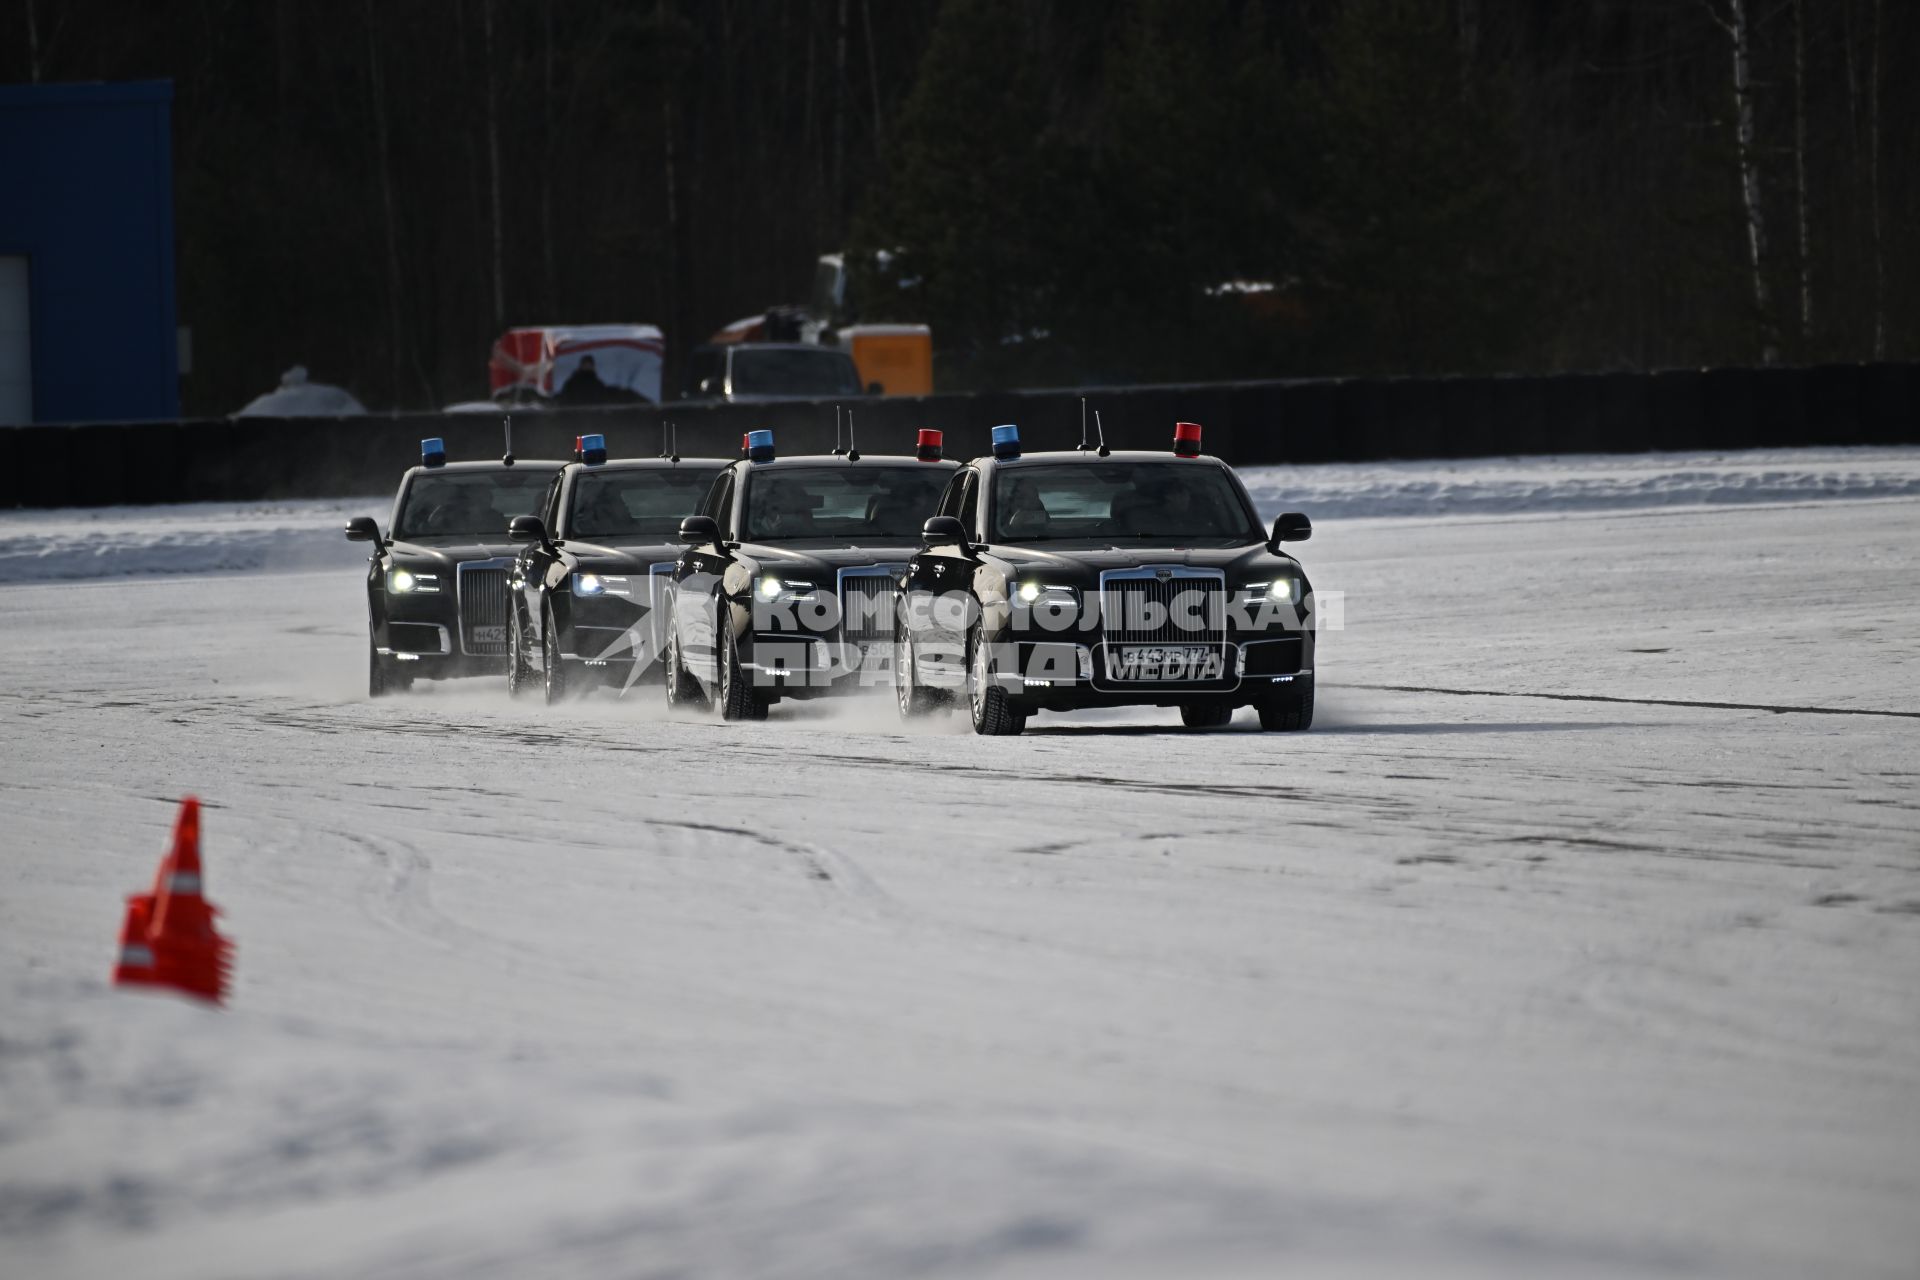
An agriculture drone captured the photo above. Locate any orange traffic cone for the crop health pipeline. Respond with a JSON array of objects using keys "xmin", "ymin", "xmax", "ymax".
[
  {"xmin": 112, "ymin": 797, "xmax": 233, "ymax": 1005},
  {"xmin": 110, "ymin": 894, "xmax": 160, "ymax": 988}
]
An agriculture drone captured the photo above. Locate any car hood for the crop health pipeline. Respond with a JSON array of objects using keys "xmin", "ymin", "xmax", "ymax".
[
  {"xmin": 385, "ymin": 537, "xmax": 521, "ymax": 566},
  {"xmin": 985, "ymin": 542, "xmax": 1302, "ymax": 585},
  {"xmin": 739, "ymin": 541, "xmax": 920, "ymax": 578},
  {"xmin": 562, "ymin": 538, "xmax": 683, "ymax": 569}
]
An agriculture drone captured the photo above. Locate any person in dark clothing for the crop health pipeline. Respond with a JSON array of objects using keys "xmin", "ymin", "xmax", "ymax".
[{"xmin": 559, "ymin": 354, "xmax": 611, "ymax": 404}]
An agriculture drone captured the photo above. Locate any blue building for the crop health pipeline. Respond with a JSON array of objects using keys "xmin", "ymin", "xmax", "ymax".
[{"xmin": 0, "ymin": 81, "xmax": 178, "ymax": 424}]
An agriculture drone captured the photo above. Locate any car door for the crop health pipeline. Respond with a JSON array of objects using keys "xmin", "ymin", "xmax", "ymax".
[
  {"xmin": 906, "ymin": 467, "xmax": 976, "ymax": 670},
  {"xmin": 674, "ymin": 468, "xmax": 734, "ymax": 684},
  {"xmin": 516, "ymin": 471, "xmax": 566, "ymax": 653}
]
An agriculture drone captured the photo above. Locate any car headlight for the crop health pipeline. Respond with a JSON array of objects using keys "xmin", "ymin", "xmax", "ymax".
[
  {"xmin": 1244, "ymin": 578, "xmax": 1299, "ymax": 606},
  {"xmin": 758, "ymin": 576, "xmax": 817, "ymax": 601},
  {"xmin": 1016, "ymin": 581, "xmax": 1078, "ymax": 605},
  {"xmin": 388, "ymin": 567, "xmax": 439, "ymax": 594},
  {"xmin": 574, "ymin": 572, "xmax": 631, "ymax": 598}
]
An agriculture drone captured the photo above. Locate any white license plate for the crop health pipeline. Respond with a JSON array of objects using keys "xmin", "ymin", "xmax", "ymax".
[
  {"xmin": 471, "ymin": 625, "xmax": 506, "ymax": 644},
  {"xmin": 1108, "ymin": 644, "xmax": 1224, "ymax": 681}
]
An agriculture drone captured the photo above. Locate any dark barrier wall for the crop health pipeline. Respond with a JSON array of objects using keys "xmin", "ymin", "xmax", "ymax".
[
  {"xmin": 0, "ymin": 81, "xmax": 179, "ymax": 424},
  {"xmin": 1, "ymin": 362, "xmax": 1914, "ymax": 508}
]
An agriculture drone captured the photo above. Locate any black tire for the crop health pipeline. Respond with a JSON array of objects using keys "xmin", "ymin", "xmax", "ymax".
[
  {"xmin": 507, "ymin": 606, "xmax": 535, "ymax": 698},
  {"xmin": 368, "ymin": 630, "xmax": 410, "ymax": 698},
  {"xmin": 1180, "ymin": 703, "xmax": 1234, "ymax": 729},
  {"xmin": 717, "ymin": 625, "xmax": 767, "ymax": 721},
  {"xmin": 541, "ymin": 607, "xmax": 570, "ymax": 705},
  {"xmin": 1256, "ymin": 675, "xmax": 1315, "ymax": 732},
  {"xmin": 663, "ymin": 612, "xmax": 706, "ymax": 710},
  {"xmin": 894, "ymin": 612, "xmax": 947, "ymax": 719},
  {"xmin": 966, "ymin": 622, "xmax": 1027, "ymax": 736}
]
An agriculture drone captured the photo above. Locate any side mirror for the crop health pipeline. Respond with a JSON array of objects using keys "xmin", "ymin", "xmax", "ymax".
[
  {"xmin": 866, "ymin": 381, "xmax": 884, "ymax": 396},
  {"xmin": 344, "ymin": 516, "xmax": 381, "ymax": 544},
  {"xmin": 1270, "ymin": 512, "xmax": 1312, "ymax": 548},
  {"xmin": 679, "ymin": 514, "xmax": 721, "ymax": 545},
  {"xmin": 508, "ymin": 515, "xmax": 548, "ymax": 545},
  {"xmin": 922, "ymin": 515, "xmax": 969, "ymax": 552}
]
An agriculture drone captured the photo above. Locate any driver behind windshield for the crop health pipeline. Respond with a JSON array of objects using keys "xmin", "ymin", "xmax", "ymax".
[
  {"xmin": 395, "ymin": 472, "xmax": 552, "ymax": 539},
  {"xmin": 990, "ymin": 463, "xmax": 1259, "ymax": 542},
  {"xmin": 744, "ymin": 467, "xmax": 949, "ymax": 541}
]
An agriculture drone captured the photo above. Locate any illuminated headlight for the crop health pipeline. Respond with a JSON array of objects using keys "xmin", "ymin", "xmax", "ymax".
[
  {"xmin": 1016, "ymin": 582, "xmax": 1078, "ymax": 605},
  {"xmin": 388, "ymin": 567, "xmax": 439, "ymax": 594},
  {"xmin": 758, "ymin": 576, "xmax": 817, "ymax": 601},
  {"xmin": 1246, "ymin": 578, "xmax": 1300, "ymax": 606},
  {"xmin": 574, "ymin": 572, "xmax": 631, "ymax": 598}
]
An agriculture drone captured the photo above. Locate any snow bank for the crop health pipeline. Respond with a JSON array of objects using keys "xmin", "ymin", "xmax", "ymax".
[
  {"xmin": 4, "ymin": 446, "xmax": 1918, "ymax": 585},
  {"xmin": 1238, "ymin": 445, "xmax": 1920, "ymax": 521},
  {"xmin": 0, "ymin": 497, "xmax": 380, "ymax": 583}
]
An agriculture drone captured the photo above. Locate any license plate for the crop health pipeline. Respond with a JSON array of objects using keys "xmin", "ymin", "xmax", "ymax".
[
  {"xmin": 471, "ymin": 625, "xmax": 506, "ymax": 644},
  {"xmin": 1107, "ymin": 644, "xmax": 1223, "ymax": 681}
]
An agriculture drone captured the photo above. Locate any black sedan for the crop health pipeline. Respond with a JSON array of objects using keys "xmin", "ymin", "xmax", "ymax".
[
  {"xmin": 504, "ymin": 454, "xmax": 728, "ymax": 702},
  {"xmin": 895, "ymin": 431, "xmax": 1316, "ymax": 735},
  {"xmin": 665, "ymin": 437, "xmax": 957, "ymax": 720},
  {"xmin": 346, "ymin": 448, "xmax": 563, "ymax": 697}
]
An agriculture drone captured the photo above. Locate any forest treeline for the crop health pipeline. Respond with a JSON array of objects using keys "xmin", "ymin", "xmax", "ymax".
[{"xmin": 9, "ymin": 0, "xmax": 1913, "ymax": 413}]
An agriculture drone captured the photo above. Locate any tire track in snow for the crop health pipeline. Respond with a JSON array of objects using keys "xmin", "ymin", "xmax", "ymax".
[{"xmin": 1347, "ymin": 683, "xmax": 1920, "ymax": 721}]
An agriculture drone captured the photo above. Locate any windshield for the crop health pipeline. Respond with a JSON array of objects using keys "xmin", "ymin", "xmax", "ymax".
[
  {"xmin": 730, "ymin": 348, "xmax": 863, "ymax": 397},
  {"xmin": 990, "ymin": 462, "xmax": 1262, "ymax": 543},
  {"xmin": 395, "ymin": 470, "xmax": 553, "ymax": 540},
  {"xmin": 743, "ymin": 466, "xmax": 948, "ymax": 541},
  {"xmin": 569, "ymin": 467, "xmax": 722, "ymax": 539}
]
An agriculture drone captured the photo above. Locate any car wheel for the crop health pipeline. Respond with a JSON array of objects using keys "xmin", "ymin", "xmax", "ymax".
[
  {"xmin": 542, "ymin": 607, "xmax": 569, "ymax": 705},
  {"xmin": 368, "ymin": 628, "xmax": 409, "ymax": 698},
  {"xmin": 967, "ymin": 621, "xmax": 1026, "ymax": 736},
  {"xmin": 664, "ymin": 613, "xmax": 706, "ymax": 710},
  {"xmin": 1180, "ymin": 703, "xmax": 1233, "ymax": 729},
  {"xmin": 717, "ymin": 625, "xmax": 766, "ymax": 721},
  {"xmin": 894, "ymin": 611, "xmax": 945, "ymax": 719},
  {"xmin": 1256, "ymin": 675, "xmax": 1315, "ymax": 732},
  {"xmin": 368, "ymin": 634, "xmax": 390, "ymax": 699},
  {"xmin": 507, "ymin": 606, "xmax": 535, "ymax": 698}
]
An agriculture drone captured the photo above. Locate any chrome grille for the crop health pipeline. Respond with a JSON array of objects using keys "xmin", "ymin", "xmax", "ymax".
[
  {"xmin": 457, "ymin": 560, "xmax": 512, "ymax": 655},
  {"xmin": 837, "ymin": 566, "xmax": 902, "ymax": 645},
  {"xmin": 1099, "ymin": 568, "xmax": 1226, "ymax": 646}
]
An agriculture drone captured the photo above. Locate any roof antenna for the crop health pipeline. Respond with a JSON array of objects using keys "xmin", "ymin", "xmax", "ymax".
[
  {"xmin": 660, "ymin": 419, "xmax": 670, "ymax": 459},
  {"xmin": 1094, "ymin": 410, "xmax": 1110, "ymax": 457},
  {"xmin": 846, "ymin": 411, "xmax": 860, "ymax": 462},
  {"xmin": 502, "ymin": 413, "xmax": 515, "ymax": 466},
  {"xmin": 669, "ymin": 421, "xmax": 680, "ymax": 463},
  {"xmin": 833, "ymin": 404, "xmax": 846, "ymax": 456},
  {"xmin": 1079, "ymin": 396, "xmax": 1089, "ymax": 451}
]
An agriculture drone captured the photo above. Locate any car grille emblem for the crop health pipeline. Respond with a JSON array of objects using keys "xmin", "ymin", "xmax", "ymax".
[{"xmin": 1154, "ymin": 568, "xmax": 1174, "ymax": 581}]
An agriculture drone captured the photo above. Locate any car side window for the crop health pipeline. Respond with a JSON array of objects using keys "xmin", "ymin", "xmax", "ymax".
[
  {"xmin": 934, "ymin": 472, "xmax": 963, "ymax": 519},
  {"xmin": 958, "ymin": 471, "xmax": 980, "ymax": 540},
  {"xmin": 706, "ymin": 471, "xmax": 736, "ymax": 538}
]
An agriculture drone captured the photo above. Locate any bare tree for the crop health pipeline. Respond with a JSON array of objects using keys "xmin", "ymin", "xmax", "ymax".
[
  {"xmin": 482, "ymin": 0, "xmax": 505, "ymax": 330},
  {"xmin": 1707, "ymin": 0, "xmax": 1776, "ymax": 362},
  {"xmin": 1792, "ymin": 0, "xmax": 1812, "ymax": 345},
  {"xmin": 541, "ymin": 0, "xmax": 557, "ymax": 318},
  {"xmin": 1867, "ymin": 0, "xmax": 1885, "ymax": 358},
  {"xmin": 24, "ymin": 0, "xmax": 40, "ymax": 82},
  {"xmin": 365, "ymin": 0, "xmax": 407, "ymax": 406}
]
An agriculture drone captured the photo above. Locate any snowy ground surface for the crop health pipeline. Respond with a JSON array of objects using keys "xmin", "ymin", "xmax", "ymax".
[{"xmin": 3, "ymin": 446, "xmax": 1917, "ymax": 1279}]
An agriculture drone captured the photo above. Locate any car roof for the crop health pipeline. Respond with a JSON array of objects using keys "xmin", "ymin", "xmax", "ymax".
[
  {"xmin": 733, "ymin": 453, "xmax": 959, "ymax": 470},
  {"xmin": 975, "ymin": 449, "xmax": 1225, "ymax": 467},
  {"xmin": 403, "ymin": 459, "xmax": 566, "ymax": 477},
  {"xmin": 564, "ymin": 457, "xmax": 730, "ymax": 474}
]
